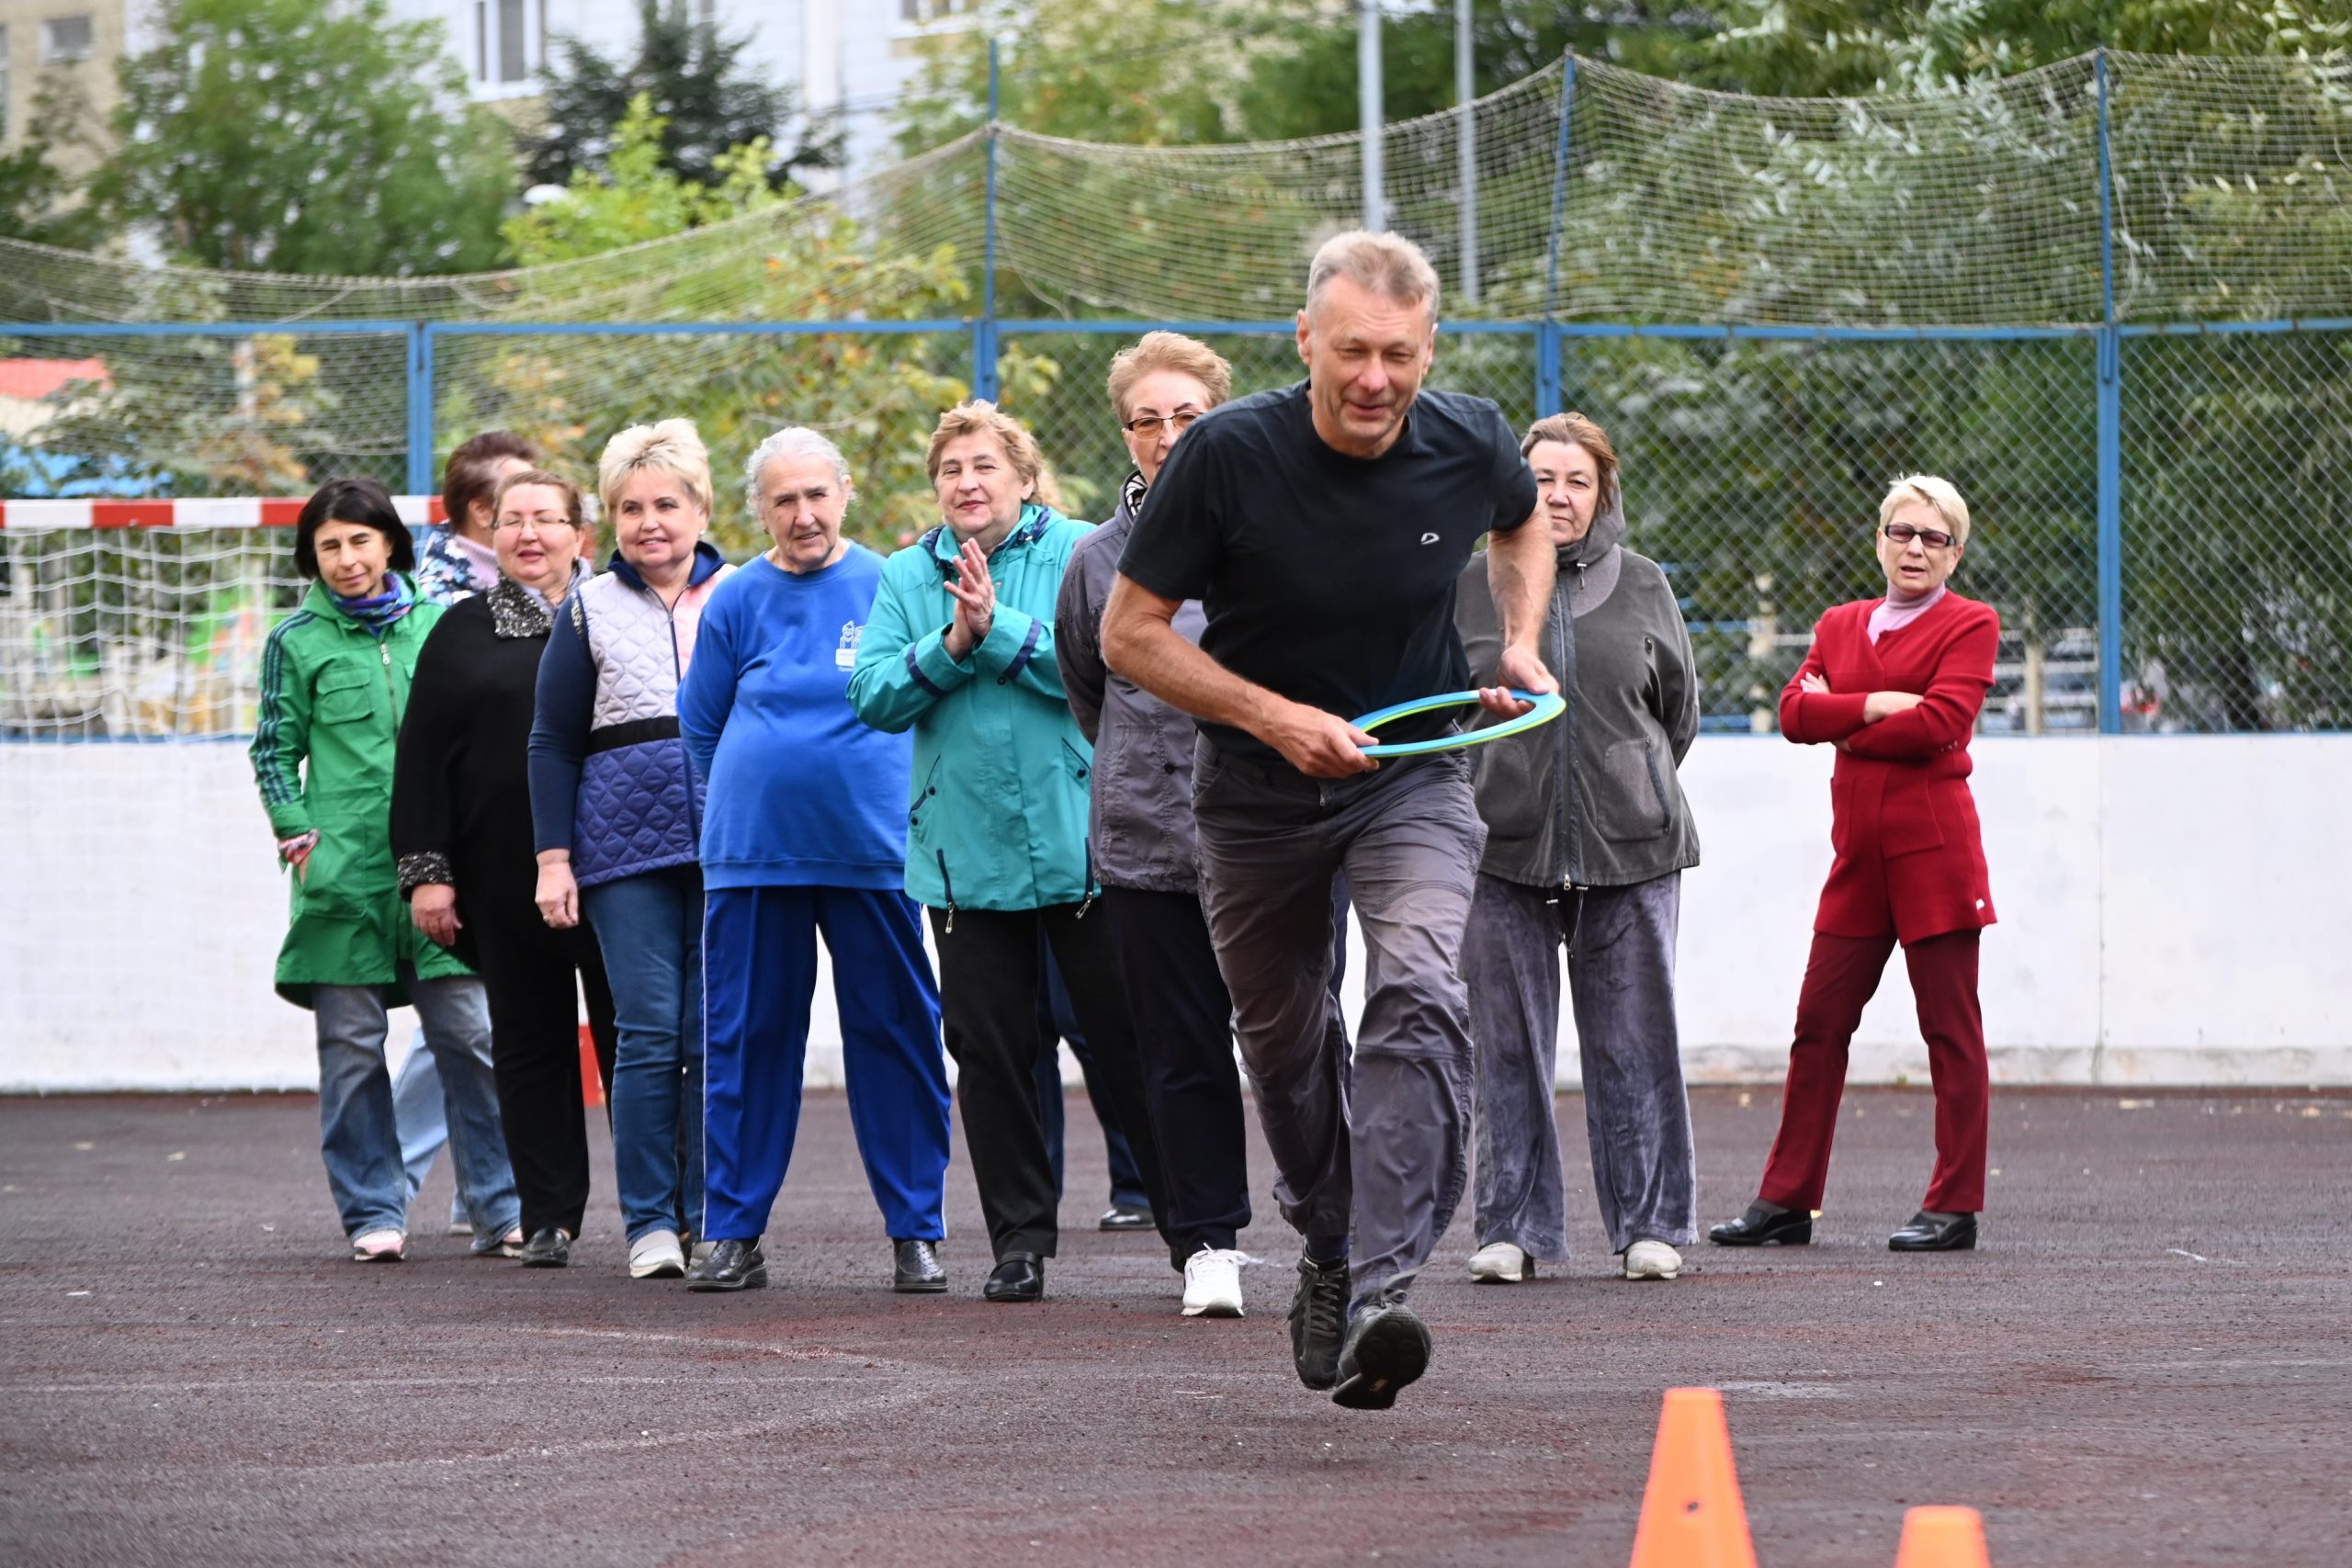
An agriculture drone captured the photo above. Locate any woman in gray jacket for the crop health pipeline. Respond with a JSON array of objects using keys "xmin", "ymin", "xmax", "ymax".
[{"xmin": 1455, "ymin": 412, "xmax": 1701, "ymax": 1284}]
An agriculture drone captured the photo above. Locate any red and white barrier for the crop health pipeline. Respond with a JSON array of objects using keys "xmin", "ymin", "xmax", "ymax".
[{"xmin": 0, "ymin": 496, "xmax": 448, "ymax": 528}]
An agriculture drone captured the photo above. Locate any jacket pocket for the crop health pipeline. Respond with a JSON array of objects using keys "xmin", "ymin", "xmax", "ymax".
[
  {"xmin": 906, "ymin": 757, "xmax": 944, "ymax": 849},
  {"xmin": 1471, "ymin": 731, "xmax": 1546, "ymax": 841},
  {"xmin": 1883, "ymin": 772, "xmax": 1950, "ymax": 858},
  {"xmin": 1600, "ymin": 738, "xmax": 1670, "ymax": 839},
  {"xmin": 314, "ymin": 668, "xmax": 374, "ymax": 725},
  {"xmin": 1058, "ymin": 737, "xmax": 1092, "ymax": 792}
]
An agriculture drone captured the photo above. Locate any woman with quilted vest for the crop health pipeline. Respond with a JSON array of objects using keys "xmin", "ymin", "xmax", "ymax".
[
  {"xmin": 850, "ymin": 400, "xmax": 1167, "ymax": 1304},
  {"xmin": 1711, "ymin": 474, "xmax": 1999, "ymax": 1255},
  {"xmin": 250, "ymin": 477, "xmax": 521, "ymax": 1263},
  {"xmin": 528, "ymin": 421, "xmax": 735, "ymax": 1278}
]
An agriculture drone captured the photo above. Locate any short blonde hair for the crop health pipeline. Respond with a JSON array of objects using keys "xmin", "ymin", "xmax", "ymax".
[
  {"xmin": 926, "ymin": 400, "xmax": 1062, "ymax": 511},
  {"xmin": 1879, "ymin": 473, "xmax": 1971, "ymax": 547},
  {"xmin": 1306, "ymin": 231, "xmax": 1441, "ymax": 320},
  {"xmin": 597, "ymin": 418, "xmax": 714, "ymax": 520},
  {"xmin": 1107, "ymin": 333, "xmax": 1234, "ymax": 422}
]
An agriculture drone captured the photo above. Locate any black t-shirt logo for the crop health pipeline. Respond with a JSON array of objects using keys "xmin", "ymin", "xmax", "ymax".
[{"xmin": 1419, "ymin": 531, "xmax": 1441, "ymax": 545}]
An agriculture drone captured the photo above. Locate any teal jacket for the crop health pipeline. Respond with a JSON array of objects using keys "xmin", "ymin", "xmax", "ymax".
[{"xmin": 848, "ymin": 503, "xmax": 1098, "ymax": 916}]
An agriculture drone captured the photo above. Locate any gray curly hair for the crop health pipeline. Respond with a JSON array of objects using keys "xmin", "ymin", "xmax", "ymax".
[{"xmin": 743, "ymin": 426, "xmax": 854, "ymax": 518}]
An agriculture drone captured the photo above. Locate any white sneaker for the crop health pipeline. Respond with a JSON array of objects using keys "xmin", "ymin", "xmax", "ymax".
[
  {"xmin": 1467, "ymin": 1241, "xmax": 1533, "ymax": 1282},
  {"xmin": 351, "ymin": 1229, "xmax": 406, "ymax": 1263},
  {"xmin": 1181, "ymin": 1247, "xmax": 1246, "ymax": 1317},
  {"xmin": 1623, "ymin": 1239, "xmax": 1682, "ymax": 1280},
  {"xmin": 628, "ymin": 1229, "xmax": 686, "ymax": 1280}
]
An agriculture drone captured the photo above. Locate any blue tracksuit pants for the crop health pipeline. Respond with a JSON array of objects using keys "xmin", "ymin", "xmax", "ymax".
[{"xmin": 701, "ymin": 886, "xmax": 952, "ymax": 1242}]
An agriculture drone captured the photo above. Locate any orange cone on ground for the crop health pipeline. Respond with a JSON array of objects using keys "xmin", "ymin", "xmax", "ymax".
[
  {"xmin": 1628, "ymin": 1387, "xmax": 1758, "ymax": 1568},
  {"xmin": 1894, "ymin": 1506, "xmax": 1991, "ymax": 1567}
]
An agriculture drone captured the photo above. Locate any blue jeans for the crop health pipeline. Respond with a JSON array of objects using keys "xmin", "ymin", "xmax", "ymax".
[
  {"xmin": 311, "ymin": 973, "xmax": 519, "ymax": 1243},
  {"xmin": 390, "ymin": 1038, "xmax": 472, "ymax": 1233},
  {"xmin": 583, "ymin": 866, "xmax": 707, "ymax": 1244}
]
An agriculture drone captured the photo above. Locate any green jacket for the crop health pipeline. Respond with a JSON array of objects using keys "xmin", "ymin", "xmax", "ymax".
[
  {"xmin": 847, "ymin": 504, "xmax": 1098, "ymax": 915},
  {"xmin": 250, "ymin": 576, "xmax": 472, "ymax": 1008}
]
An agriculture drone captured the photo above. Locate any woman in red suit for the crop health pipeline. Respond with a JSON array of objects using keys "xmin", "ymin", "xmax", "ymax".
[{"xmin": 1711, "ymin": 475, "xmax": 1997, "ymax": 1253}]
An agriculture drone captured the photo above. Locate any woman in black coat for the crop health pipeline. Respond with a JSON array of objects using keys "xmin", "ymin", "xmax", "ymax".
[{"xmin": 392, "ymin": 468, "xmax": 617, "ymax": 1265}]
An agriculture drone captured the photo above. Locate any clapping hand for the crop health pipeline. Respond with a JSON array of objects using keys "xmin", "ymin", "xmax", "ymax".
[{"xmin": 943, "ymin": 538, "xmax": 997, "ymax": 660}]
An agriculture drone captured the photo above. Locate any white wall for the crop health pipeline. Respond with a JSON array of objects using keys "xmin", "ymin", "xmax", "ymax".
[{"xmin": 2, "ymin": 737, "xmax": 2346, "ymax": 1091}]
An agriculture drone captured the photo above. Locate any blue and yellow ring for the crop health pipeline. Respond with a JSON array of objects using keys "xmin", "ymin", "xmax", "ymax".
[{"xmin": 1351, "ymin": 689, "xmax": 1566, "ymax": 758}]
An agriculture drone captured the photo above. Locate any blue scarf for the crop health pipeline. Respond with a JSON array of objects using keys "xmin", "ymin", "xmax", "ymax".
[{"xmin": 332, "ymin": 575, "xmax": 416, "ymax": 639}]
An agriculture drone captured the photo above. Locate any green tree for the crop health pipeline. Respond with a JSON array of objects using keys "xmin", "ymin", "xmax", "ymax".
[
  {"xmin": 526, "ymin": 0, "xmax": 840, "ymax": 191},
  {"xmin": 0, "ymin": 73, "xmax": 108, "ymax": 249},
  {"xmin": 95, "ymin": 0, "xmax": 514, "ymax": 274}
]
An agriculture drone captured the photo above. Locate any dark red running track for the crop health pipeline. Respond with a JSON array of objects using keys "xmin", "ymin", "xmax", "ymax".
[{"xmin": 3, "ymin": 1088, "xmax": 2347, "ymax": 1566}]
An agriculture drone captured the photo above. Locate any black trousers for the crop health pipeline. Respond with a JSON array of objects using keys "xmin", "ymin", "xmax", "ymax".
[
  {"xmin": 469, "ymin": 895, "xmax": 617, "ymax": 1239},
  {"xmin": 928, "ymin": 903, "xmax": 1167, "ymax": 1261},
  {"xmin": 1098, "ymin": 886, "xmax": 1251, "ymax": 1264}
]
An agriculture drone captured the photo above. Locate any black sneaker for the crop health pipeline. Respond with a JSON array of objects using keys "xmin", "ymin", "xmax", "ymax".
[
  {"xmin": 1098, "ymin": 1203, "xmax": 1153, "ymax": 1232},
  {"xmin": 686, "ymin": 1237, "xmax": 767, "ymax": 1292},
  {"xmin": 1330, "ymin": 1287, "xmax": 1431, "ymax": 1411},
  {"xmin": 891, "ymin": 1237, "xmax": 947, "ymax": 1293},
  {"xmin": 1286, "ymin": 1254, "xmax": 1349, "ymax": 1391}
]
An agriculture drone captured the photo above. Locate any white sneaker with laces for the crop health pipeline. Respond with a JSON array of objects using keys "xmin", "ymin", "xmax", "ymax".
[
  {"xmin": 351, "ymin": 1229, "xmax": 405, "ymax": 1263},
  {"xmin": 1181, "ymin": 1248, "xmax": 1246, "ymax": 1317},
  {"xmin": 1623, "ymin": 1239, "xmax": 1682, "ymax": 1280},
  {"xmin": 1467, "ymin": 1241, "xmax": 1533, "ymax": 1282},
  {"xmin": 629, "ymin": 1228, "xmax": 686, "ymax": 1280}
]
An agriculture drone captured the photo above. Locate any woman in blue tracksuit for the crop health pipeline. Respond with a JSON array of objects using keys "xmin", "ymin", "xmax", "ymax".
[
  {"xmin": 677, "ymin": 427, "xmax": 954, "ymax": 1296},
  {"xmin": 528, "ymin": 419, "xmax": 734, "ymax": 1280},
  {"xmin": 849, "ymin": 400, "xmax": 1167, "ymax": 1304}
]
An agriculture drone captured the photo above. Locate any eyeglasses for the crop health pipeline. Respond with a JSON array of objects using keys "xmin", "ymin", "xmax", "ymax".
[
  {"xmin": 1122, "ymin": 412, "xmax": 1202, "ymax": 437},
  {"xmin": 492, "ymin": 516, "xmax": 578, "ymax": 536},
  {"xmin": 1882, "ymin": 521, "xmax": 1957, "ymax": 550}
]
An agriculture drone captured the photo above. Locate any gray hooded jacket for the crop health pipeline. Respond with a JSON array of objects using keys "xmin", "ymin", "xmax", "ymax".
[
  {"xmin": 1455, "ymin": 490, "xmax": 1701, "ymax": 889},
  {"xmin": 1056, "ymin": 472, "xmax": 1211, "ymax": 893}
]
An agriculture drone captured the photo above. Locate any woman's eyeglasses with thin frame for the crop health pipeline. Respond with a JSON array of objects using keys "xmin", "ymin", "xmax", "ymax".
[
  {"xmin": 1122, "ymin": 412, "xmax": 1202, "ymax": 437},
  {"xmin": 1882, "ymin": 521, "xmax": 1957, "ymax": 550}
]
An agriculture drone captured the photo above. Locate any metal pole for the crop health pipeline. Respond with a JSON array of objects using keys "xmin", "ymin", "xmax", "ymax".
[
  {"xmin": 404, "ymin": 323, "xmax": 434, "ymax": 499},
  {"xmin": 1456, "ymin": 0, "xmax": 1477, "ymax": 303},
  {"xmin": 978, "ymin": 37, "xmax": 1001, "ymax": 402},
  {"xmin": 2094, "ymin": 49, "xmax": 2123, "ymax": 734},
  {"xmin": 1359, "ymin": 0, "xmax": 1384, "ymax": 231},
  {"xmin": 1542, "ymin": 52, "xmax": 1576, "ymax": 320}
]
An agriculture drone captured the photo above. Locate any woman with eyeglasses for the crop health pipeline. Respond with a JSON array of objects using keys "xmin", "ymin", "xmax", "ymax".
[{"xmin": 1711, "ymin": 474, "xmax": 1999, "ymax": 1256}]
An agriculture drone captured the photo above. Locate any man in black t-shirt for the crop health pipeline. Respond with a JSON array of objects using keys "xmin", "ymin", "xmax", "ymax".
[{"xmin": 1104, "ymin": 231, "xmax": 1556, "ymax": 1410}]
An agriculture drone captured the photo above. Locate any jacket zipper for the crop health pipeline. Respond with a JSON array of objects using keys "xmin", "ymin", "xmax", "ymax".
[
  {"xmin": 937, "ymin": 850, "xmax": 956, "ymax": 934},
  {"xmin": 1077, "ymin": 841, "xmax": 1097, "ymax": 919},
  {"xmin": 1554, "ymin": 573, "xmax": 1584, "ymax": 892}
]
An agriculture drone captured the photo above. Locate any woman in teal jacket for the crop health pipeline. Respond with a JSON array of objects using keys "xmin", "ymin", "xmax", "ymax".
[
  {"xmin": 850, "ymin": 400, "xmax": 1165, "ymax": 1303},
  {"xmin": 251, "ymin": 478, "xmax": 518, "ymax": 1263}
]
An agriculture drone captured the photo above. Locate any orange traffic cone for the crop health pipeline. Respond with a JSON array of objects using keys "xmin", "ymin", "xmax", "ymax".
[
  {"xmin": 1894, "ymin": 1506, "xmax": 1991, "ymax": 1567},
  {"xmin": 1628, "ymin": 1388, "xmax": 1758, "ymax": 1568}
]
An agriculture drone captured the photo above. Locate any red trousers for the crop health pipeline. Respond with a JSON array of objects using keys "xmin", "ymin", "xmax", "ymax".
[{"xmin": 1758, "ymin": 929, "xmax": 1987, "ymax": 1214}]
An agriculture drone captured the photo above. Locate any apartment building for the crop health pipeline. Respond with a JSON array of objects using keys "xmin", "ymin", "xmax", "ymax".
[
  {"xmin": 0, "ymin": 0, "xmax": 130, "ymax": 166},
  {"xmin": 384, "ymin": 0, "xmax": 981, "ymax": 177}
]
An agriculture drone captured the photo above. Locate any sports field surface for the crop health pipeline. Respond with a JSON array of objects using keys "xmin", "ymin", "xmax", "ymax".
[{"xmin": 3, "ymin": 1087, "xmax": 2346, "ymax": 1566}]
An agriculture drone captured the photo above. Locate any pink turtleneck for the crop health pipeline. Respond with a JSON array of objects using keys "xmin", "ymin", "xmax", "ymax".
[{"xmin": 1867, "ymin": 583, "xmax": 1947, "ymax": 645}]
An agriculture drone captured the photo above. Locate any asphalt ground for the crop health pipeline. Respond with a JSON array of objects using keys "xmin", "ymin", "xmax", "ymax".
[{"xmin": 3, "ymin": 1086, "xmax": 2347, "ymax": 1568}]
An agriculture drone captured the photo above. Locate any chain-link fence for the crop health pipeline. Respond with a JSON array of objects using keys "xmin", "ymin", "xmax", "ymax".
[{"xmin": 9, "ymin": 316, "xmax": 2346, "ymax": 738}]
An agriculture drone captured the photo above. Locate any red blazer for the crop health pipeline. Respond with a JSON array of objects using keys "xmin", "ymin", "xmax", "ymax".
[{"xmin": 1780, "ymin": 592, "xmax": 1999, "ymax": 944}]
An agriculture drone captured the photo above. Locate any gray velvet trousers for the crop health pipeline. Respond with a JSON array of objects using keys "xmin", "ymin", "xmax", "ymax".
[
  {"xmin": 1464, "ymin": 871, "xmax": 1699, "ymax": 1258},
  {"xmin": 1193, "ymin": 744, "xmax": 1485, "ymax": 1316}
]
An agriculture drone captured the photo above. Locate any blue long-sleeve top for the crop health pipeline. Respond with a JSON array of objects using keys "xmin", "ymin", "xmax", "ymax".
[{"xmin": 678, "ymin": 547, "xmax": 910, "ymax": 890}]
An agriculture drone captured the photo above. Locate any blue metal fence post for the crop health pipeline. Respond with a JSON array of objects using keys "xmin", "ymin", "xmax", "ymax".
[
  {"xmin": 1537, "ymin": 53, "xmax": 1576, "ymax": 419},
  {"xmin": 404, "ymin": 322, "xmax": 434, "ymax": 499},
  {"xmin": 975, "ymin": 37, "xmax": 1001, "ymax": 403},
  {"xmin": 2094, "ymin": 50, "xmax": 2124, "ymax": 734}
]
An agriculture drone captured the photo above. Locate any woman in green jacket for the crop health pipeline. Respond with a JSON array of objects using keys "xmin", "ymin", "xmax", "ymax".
[
  {"xmin": 849, "ymin": 400, "xmax": 1165, "ymax": 1303},
  {"xmin": 250, "ymin": 478, "xmax": 519, "ymax": 1263}
]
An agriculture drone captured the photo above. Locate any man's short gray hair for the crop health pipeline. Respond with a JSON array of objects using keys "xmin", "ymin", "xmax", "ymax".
[
  {"xmin": 744, "ymin": 426, "xmax": 854, "ymax": 516},
  {"xmin": 1306, "ymin": 231, "xmax": 1442, "ymax": 319}
]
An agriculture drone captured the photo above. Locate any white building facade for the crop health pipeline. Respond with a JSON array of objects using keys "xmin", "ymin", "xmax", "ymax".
[{"xmin": 382, "ymin": 0, "xmax": 980, "ymax": 178}]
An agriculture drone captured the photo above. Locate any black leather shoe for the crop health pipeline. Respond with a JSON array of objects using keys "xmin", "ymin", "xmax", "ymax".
[
  {"xmin": 686, "ymin": 1237, "xmax": 767, "ymax": 1292},
  {"xmin": 1331, "ymin": 1288, "xmax": 1431, "ymax": 1411},
  {"xmin": 982, "ymin": 1252, "xmax": 1044, "ymax": 1302},
  {"xmin": 1888, "ymin": 1211, "xmax": 1977, "ymax": 1251},
  {"xmin": 892, "ymin": 1237, "xmax": 947, "ymax": 1293},
  {"xmin": 517, "ymin": 1226, "xmax": 571, "ymax": 1268},
  {"xmin": 1287, "ymin": 1254, "xmax": 1350, "ymax": 1391},
  {"xmin": 1709, "ymin": 1202, "xmax": 1813, "ymax": 1247},
  {"xmin": 1098, "ymin": 1203, "xmax": 1152, "ymax": 1232}
]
